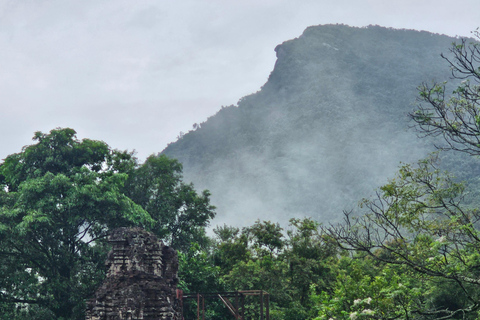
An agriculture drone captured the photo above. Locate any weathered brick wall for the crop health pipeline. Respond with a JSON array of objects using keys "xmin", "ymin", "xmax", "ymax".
[{"xmin": 85, "ymin": 228, "xmax": 181, "ymax": 320}]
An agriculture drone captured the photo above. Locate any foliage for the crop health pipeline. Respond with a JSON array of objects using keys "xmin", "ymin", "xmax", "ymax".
[
  {"xmin": 210, "ymin": 219, "xmax": 338, "ymax": 320},
  {"xmin": 286, "ymin": 218, "xmax": 338, "ymax": 307},
  {"xmin": 0, "ymin": 128, "xmax": 215, "ymax": 319},
  {"xmin": 178, "ymin": 242, "xmax": 223, "ymax": 293},
  {"xmin": 4, "ymin": 28, "xmax": 480, "ymax": 320},
  {"xmin": 311, "ymin": 253, "xmax": 436, "ymax": 320},
  {"xmin": 125, "ymin": 155, "xmax": 215, "ymax": 251},
  {"xmin": 411, "ymin": 31, "xmax": 480, "ymax": 156},
  {"xmin": 162, "ymin": 25, "xmax": 460, "ymax": 227},
  {"xmin": 312, "ymin": 32, "xmax": 480, "ymax": 320},
  {"xmin": 213, "ymin": 224, "xmax": 251, "ymax": 272},
  {"xmin": 325, "ymin": 154, "xmax": 480, "ymax": 318}
]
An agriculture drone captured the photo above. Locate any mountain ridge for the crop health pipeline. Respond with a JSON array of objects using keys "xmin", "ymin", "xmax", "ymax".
[{"xmin": 162, "ymin": 24, "xmax": 470, "ymax": 227}]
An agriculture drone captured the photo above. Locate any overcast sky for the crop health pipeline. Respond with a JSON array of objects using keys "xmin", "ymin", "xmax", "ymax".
[{"xmin": 1, "ymin": 0, "xmax": 479, "ymax": 162}]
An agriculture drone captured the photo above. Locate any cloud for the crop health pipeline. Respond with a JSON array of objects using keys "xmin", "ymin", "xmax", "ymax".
[{"xmin": 0, "ymin": 0, "xmax": 478, "ymax": 161}]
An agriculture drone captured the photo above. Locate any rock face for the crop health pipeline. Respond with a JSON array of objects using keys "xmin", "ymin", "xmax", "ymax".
[{"xmin": 85, "ymin": 228, "xmax": 181, "ymax": 320}]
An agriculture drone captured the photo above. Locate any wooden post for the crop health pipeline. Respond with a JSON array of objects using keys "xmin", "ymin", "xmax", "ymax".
[
  {"xmin": 241, "ymin": 294, "xmax": 245, "ymax": 320},
  {"xmin": 260, "ymin": 291, "xmax": 264, "ymax": 320},
  {"xmin": 266, "ymin": 293, "xmax": 269, "ymax": 320},
  {"xmin": 235, "ymin": 292, "xmax": 239, "ymax": 320},
  {"xmin": 197, "ymin": 293, "xmax": 200, "ymax": 320}
]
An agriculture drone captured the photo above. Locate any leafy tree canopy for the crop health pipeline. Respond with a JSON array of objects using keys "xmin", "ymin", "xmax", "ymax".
[
  {"xmin": 411, "ymin": 30, "xmax": 480, "ymax": 156},
  {"xmin": 323, "ymin": 31, "xmax": 480, "ymax": 319},
  {"xmin": 125, "ymin": 154, "xmax": 215, "ymax": 251},
  {"xmin": 0, "ymin": 128, "xmax": 215, "ymax": 319}
]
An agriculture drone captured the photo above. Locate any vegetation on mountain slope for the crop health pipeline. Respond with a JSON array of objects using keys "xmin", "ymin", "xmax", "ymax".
[
  {"xmin": 3, "ymin": 26, "xmax": 480, "ymax": 320},
  {"xmin": 0, "ymin": 128, "xmax": 215, "ymax": 319},
  {"xmin": 162, "ymin": 25, "xmax": 477, "ymax": 227}
]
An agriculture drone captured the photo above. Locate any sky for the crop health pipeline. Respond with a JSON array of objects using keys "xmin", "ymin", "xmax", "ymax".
[{"xmin": 1, "ymin": 0, "xmax": 479, "ymax": 162}]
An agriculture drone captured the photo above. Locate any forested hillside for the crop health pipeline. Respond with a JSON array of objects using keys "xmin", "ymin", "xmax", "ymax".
[
  {"xmin": 162, "ymin": 24, "xmax": 475, "ymax": 227},
  {"xmin": 3, "ymin": 25, "xmax": 480, "ymax": 319}
]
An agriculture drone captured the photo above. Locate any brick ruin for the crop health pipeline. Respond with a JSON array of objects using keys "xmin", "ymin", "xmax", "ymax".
[{"xmin": 85, "ymin": 227, "xmax": 181, "ymax": 320}]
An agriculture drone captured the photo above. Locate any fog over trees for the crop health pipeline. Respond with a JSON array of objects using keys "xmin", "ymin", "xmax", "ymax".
[
  {"xmin": 163, "ymin": 24, "xmax": 478, "ymax": 228},
  {"xmin": 4, "ymin": 24, "xmax": 480, "ymax": 319}
]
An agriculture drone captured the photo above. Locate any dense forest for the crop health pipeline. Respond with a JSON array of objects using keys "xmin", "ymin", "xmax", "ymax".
[
  {"xmin": 2, "ymin": 25, "xmax": 480, "ymax": 319},
  {"xmin": 162, "ymin": 25, "xmax": 480, "ymax": 228}
]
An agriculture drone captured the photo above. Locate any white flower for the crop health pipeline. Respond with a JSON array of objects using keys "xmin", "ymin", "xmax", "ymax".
[
  {"xmin": 353, "ymin": 299, "xmax": 361, "ymax": 305},
  {"xmin": 350, "ymin": 312, "xmax": 358, "ymax": 320},
  {"xmin": 365, "ymin": 297, "xmax": 372, "ymax": 304},
  {"xmin": 362, "ymin": 309, "xmax": 374, "ymax": 315}
]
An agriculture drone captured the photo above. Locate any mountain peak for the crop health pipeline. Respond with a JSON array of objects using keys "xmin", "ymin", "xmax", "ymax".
[{"xmin": 162, "ymin": 25, "xmax": 463, "ymax": 228}]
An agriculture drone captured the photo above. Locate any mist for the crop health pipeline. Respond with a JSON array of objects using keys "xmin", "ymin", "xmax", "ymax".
[
  {"xmin": 163, "ymin": 25, "xmax": 465, "ymax": 228},
  {"xmin": 1, "ymin": 1, "xmax": 478, "ymax": 163}
]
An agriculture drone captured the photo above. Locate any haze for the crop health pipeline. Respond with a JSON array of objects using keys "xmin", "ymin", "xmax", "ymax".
[{"xmin": 1, "ymin": 0, "xmax": 479, "ymax": 161}]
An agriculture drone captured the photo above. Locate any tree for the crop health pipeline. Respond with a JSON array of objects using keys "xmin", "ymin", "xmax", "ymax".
[
  {"xmin": 410, "ymin": 30, "xmax": 480, "ymax": 156},
  {"xmin": 326, "ymin": 155, "xmax": 480, "ymax": 318},
  {"xmin": 325, "ymin": 32, "xmax": 480, "ymax": 319},
  {"xmin": 0, "ymin": 128, "xmax": 215, "ymax": 319},
  {"xmin": 124, "ymin": 154, "xmax": 215, "ymax": 251},
  {"xmin": 285, "ymin": 218, "xmax": 337, "ymax": 312},
  {"xmin": 212, "ymin": 224, "xmax": 251, "ymax": 274},
  {"xmin": 0, "ymin": 128, "xmax": 151, "ymax": 319},
  {"xmin": 248, "ymin": 220, "xmax": 285, "ymax": 256},
  {"xmin": 211, "ymin": 219, "xmax": 338, "ymax": 320},
  {"xmin": 310, "ymin": 252, "xmax": 429, "ymax": 320}
]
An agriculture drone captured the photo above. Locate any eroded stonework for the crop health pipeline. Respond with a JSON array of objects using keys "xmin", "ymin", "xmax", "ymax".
[{"xmin": 85, "ymin": 228, "xmax": 181, "ymax": 320}]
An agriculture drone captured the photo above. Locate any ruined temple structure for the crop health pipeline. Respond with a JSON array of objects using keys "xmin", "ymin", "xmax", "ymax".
[{"xmin": 85, "ymin": 227, "xmax": 181, "ymax": 320}]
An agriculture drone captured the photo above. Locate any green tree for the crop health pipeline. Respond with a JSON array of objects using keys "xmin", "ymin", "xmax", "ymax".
[
  {"xmin": 178, "ymin": 242, "xmax": 224, "ymax": 294},
  {"xmin": 322, "ymin": 32, "xmax": 480, "ymax": 319},
  {"xmin": 311, "ymin": 253, "xmax": 429, "ymax": 320},
  {"xmin": 326, "ymin": 155, "xmax": 480, "ymax": 318},
  {"xmin": 213, "ymin": 224, "xmax": 250, "ymax": 273},
  {"xmin": 211, "ymin": 219, "xmax": 338, "ymax": 320},
  {"xmin": 124, "ymin": 154, "xmax": 215, "ymax": 251},
  {"xmin": 0, "ymin": 128, "xmax": 151, "ymax": 319},
  {"xmin": 410, "ymin": 30, "xmax": 480, "ymax": 156},
  {"xmin": 216, "ymin": 222, "xmax": 289, "ymax": 320},
  {"xmin": 248, "ymin": 220, "xmax": 285, "ymax": 256},
  {"xmin": 0, "ymin": 128, "xmax": 215, "ymax": 319},
  {"xmin": 284, "ymin": 218, "xmax": 337, "ymax": 319}
]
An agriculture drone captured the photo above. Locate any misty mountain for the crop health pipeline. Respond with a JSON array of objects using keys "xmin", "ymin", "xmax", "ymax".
[{"xmin": 162, "ymin": 24, "xmax": 477, "ymax": 227}]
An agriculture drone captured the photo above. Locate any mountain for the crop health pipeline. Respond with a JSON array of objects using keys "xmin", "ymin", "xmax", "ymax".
[{"xmin": 162, "ymin": 24, "xmax": 474, "ymax": 227}]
